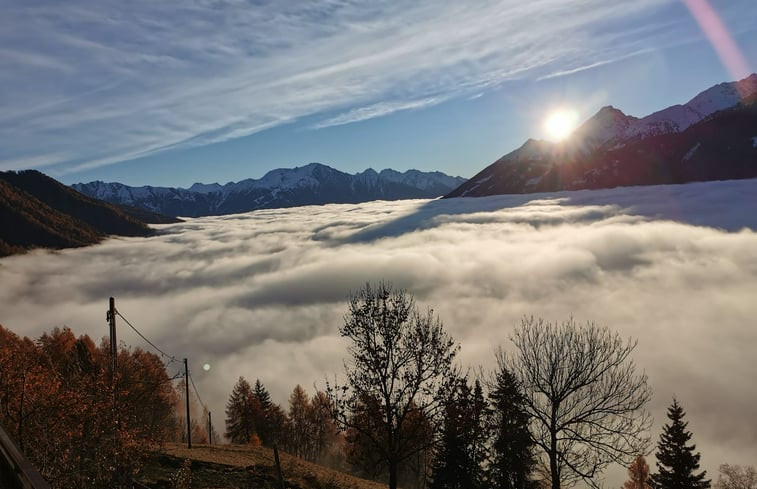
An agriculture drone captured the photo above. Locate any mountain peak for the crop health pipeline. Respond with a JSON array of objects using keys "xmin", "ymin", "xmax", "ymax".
[
  {"xmin": 444, "ymin": 74, "xmax": 757, "ymax": 200},
  {"xmin": 597, "ymin": 105, "xmax": 624, "ymax": 115},
  {"xmin": 72, "ymin": 164, "xmax": 466, "ymax": 217},
  {"xmin": 571, "ymin": 105, "xmax": 634, "ymax": 146}
]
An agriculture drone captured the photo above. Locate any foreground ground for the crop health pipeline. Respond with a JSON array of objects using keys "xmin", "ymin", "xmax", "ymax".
[{"xmin": 136, "ymin": 443, "xmax": 386, "ymax": 489}]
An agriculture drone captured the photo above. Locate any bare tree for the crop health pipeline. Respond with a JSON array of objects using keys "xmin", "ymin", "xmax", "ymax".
[
  {"xmin": 327, "ymin": 282, "xmax": 458, "ymax": 489},
  {"xmin": 716, "ymin": 465, "xmax": 757, "ymax": 489},
  {"xmin": 501, "ymin": 316, "xmax": 652, "ymax": 489}
]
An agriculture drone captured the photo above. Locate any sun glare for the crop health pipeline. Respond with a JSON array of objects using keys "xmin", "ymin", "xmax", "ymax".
[{"xmin": 544, "ymin": 108, "xmax": 579, "ymax": 141}]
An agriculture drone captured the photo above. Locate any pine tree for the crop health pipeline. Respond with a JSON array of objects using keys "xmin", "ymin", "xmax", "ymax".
[
  {"xmin": 250, "ymin": 378, "xmax": 286, "ymax": 447},
  {"xmin": 430, "ymin": 377, "xmax": 485, "ymax": 489},
  {"xmin": 225, "ymin": 376, "xmax": 255, "ymax": 444},
  {"xmin": 488, "ymin": 365, "xmax": 536, "ymax": 489},
  {"xmin": 651, "ymin": 399, "xmax": 710, "ymax": 489}
]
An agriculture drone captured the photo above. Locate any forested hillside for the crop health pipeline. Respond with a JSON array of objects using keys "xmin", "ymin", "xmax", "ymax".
[{"xmin": 0, "ymin": 170, "xmax": 176, "ymax": 257}]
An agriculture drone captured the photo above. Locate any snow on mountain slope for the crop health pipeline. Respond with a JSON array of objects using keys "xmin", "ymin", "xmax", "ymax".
[
  {"xmin": 378, "ymin": 168, "xmax": 463, "ymax": 190},
  {"xmin": 685, "ymin": 73, "xmax": 757, "ymax": 116},
  {"xmin": 72, "ymin": 163, "xmax": 466, "ymax": 217},
  {"xmin": 486, "ymin": 73, "xmax": 757, "ymax": 171},
  {"xmin": 446, "ymin": 73, "xmax": 757, "ymax": 199},
  {"xmin": 624, "ymin": 104, "xmax": 703, "ymax": 139},
  {"xmin": 572, "ymin": 106, "xmax": 636, "ymax": 147}
]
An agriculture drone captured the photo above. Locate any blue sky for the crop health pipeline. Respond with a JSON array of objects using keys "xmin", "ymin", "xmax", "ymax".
[{"xmin": 1, "ymin": 0, "xmax": 756, "ymax": 187}]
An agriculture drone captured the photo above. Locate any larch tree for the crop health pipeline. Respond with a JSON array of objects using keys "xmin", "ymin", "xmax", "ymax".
[
  {"xmin": 327, "ymin": 282, "xmax": 458, "ymax": 489},
  {"xmin": 623, "ymin": 455, "xmax": 652, "ymax": 489},
  {"xmin": 651, "ymin": 399, "xmax": 710, "ymax": 489},
  {"xmin": 308, "ymin": 390, "xmax": 343, "ymax": 465},
  {"xmin": 0, "ymin": 325, "xmax": 176, "ymax": 489},
  {"xmin": 503, "ymin": 316, "xmax": 652, "ymax": 489},
  {"xmin": 287, "ymin": 384, "xmax": 312, "ymax": 458}
]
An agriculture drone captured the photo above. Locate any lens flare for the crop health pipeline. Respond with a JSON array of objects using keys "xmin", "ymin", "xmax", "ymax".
[{"xmin": 683, "ymin": 0, "xmax": 750, "ymax": 86}]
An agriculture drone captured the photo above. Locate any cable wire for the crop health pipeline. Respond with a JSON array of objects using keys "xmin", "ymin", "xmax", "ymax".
[
  {"xmin": 188, "ymin": 371, "xmax": 207, "ymax": 410},
  {"xmin": 115, "ymin": 309, "xmax": 178, "ymax": 364},
  {"xmin": 115, "ymin": 306, "xmax": 209, "ymax": 419}
]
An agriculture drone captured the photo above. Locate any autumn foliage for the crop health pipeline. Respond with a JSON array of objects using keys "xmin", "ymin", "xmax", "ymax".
[
  {"xmin": 623, "ymin": 455, "xmax": 652, "ymax": 489},
  {"xmin": 0, "ymin": 324, "xmax": 177, "ymax": 488}
]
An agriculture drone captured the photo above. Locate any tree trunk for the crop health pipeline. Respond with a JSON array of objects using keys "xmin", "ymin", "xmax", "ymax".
[
  {"xmin": 389, "ymin": 458, "xmax": 398, "ymax": 489},
  {"xmin": 550, "ymin": 406, "xmax": 560, "ymax": 489}
]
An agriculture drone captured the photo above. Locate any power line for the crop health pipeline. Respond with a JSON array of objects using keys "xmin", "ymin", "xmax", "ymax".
[
  {"xmin": 113, "ymin": 303, "xmax": 212, "ymax": 443},
  {"xmin": 115, "ymin": 309, "xmax": 178, "ymax": 364},
  {"xmin": 188, "ymin": 371, "xmax": 206, "ymax": 410}
]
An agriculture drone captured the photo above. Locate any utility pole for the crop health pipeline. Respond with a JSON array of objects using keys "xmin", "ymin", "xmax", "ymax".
[
  {"xmin": 184, "ymin": 358, "xmax": 191, "ymax": 449},
  {"xmin": 108, "ymin": 297, "xmax": 117, "ymax": 376},
  {"xmin": 208, "ymin": 411, "xmax": 212, "ymax": 446},
  {"xmin": 107, "ymin": 297, "xmax": 118, "ymax": 484}
]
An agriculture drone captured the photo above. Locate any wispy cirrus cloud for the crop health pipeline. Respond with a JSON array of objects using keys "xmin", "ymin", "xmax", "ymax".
[
  {"xmin": 311, "ymin": 96, "xmax": 445, "ymax": 129},
  {"xmin": 1, "ymin": 0, "xmax": 752, "ymax": 174}
]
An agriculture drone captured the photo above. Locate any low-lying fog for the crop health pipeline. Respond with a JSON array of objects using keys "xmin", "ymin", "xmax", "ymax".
[{"xmin": 2, "ymin": 179, "xmax": 756, "ymax": 485}]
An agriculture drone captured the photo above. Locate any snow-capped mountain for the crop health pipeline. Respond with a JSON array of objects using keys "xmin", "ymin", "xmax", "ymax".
[
  {"xmin": 73, "ymin": 163, "xmax": 466, "ymax": 217},
  {"xmin": 446, "ymin": 73, "xmax": 757, "ymax": 198},
  {"xmin": 575, "ymin": 73, "xmax": 757, "ymax": 147}
]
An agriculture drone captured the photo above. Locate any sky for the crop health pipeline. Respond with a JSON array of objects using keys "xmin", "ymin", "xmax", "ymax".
[
  {"xmin": 1, "ymin": 0, "xmax": 756, "ymax": 187},
  {"xmin": 1, "ymin": 178, "xmax": 756, "ymax": 486}
]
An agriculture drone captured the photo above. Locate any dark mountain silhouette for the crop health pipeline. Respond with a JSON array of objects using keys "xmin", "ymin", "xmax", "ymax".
[
  {"xmin": 0, "ymin": 170, "xmax": 170, "ymax": 257},
  {"xmin": 446, "ymin": 74, "xmax": 757, "ymax": 198}
]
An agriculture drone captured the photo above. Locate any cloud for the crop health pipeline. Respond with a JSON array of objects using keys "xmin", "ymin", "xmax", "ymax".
[
  {"xmin": 311, "ymin": 96, "xmax": 444, "ymax": 129},
  {"xmin": 1, "ymin": 179, "xmax": 757, "ymax": 483},
  {"xmin": 0, "ymin": 0, "xmax": 717, "ymax": 173}
]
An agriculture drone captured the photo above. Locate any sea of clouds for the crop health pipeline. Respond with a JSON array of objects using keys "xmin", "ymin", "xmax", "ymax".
[{"xmin": 1, "ymin": 178, "xmax": 756, "ymax": 484}]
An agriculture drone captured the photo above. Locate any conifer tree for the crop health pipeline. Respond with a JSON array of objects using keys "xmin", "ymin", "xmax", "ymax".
[
  {"xmin": 287, "ymin": 384, "xmax": 311, "ymax": 457},
  {"xmin": 429, "ymin": 377, "xmax": 485, "ymax": 489},
  {"xmin": 253, "ymin": 379, "xmax": 272, "ymax": 409},
  {"xmin": 250, "ymin": 378, "xmax": 287, "ymax": 447},
  {"xmin": 488, "ymin": 362, "xmax": 536, "ymax": 489},
  {"xmin": 470, "ymin": 380, "xmax": 489, "ymax": 472},
  {"xmin": 225, "ymin": 376, "xmax": 255, "ymax": 444},
  {"xmin": 651, "ymin": 399, "xmax": 710, "ymax": 489},
  {"xmin": 623, "ymin": 455, "xmax": 652, "ymax": 489}
]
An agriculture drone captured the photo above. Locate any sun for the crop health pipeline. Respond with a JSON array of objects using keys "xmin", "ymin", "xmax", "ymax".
[{"xmin": 543, "ymin": 108, "xmax": 579, "ymax": 141}]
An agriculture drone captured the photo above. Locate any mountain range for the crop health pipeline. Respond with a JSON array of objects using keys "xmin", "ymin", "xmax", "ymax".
[
  {"xmin": 73, "ymin": 164, "xmax": 466, "ymax": 217},
  {"xmin": 446, "ymin": 73, "xmax": 757, "ymax": 198}
]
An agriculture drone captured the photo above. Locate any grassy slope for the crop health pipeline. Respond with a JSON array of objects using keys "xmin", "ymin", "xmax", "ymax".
[{"xmin": 138, "ymin": 443, "xmax": 387, "ymax": 489}]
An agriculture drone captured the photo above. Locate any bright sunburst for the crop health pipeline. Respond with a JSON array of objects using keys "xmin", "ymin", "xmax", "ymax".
[{"xmin": 543, "ymin": 108, "xmax": 579, "ymax": 141}]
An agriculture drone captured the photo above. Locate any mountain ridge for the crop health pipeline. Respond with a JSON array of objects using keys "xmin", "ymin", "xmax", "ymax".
[
  {"xmin": 0, "ymin": 170, "xmax": 165, "ymax": 257},
  {"xmin": 446, "ymin": 73, "xmax": 757, "ymax": 198},
  {"xmin": 73, "ymin": 163, "xmax": 467, "ymax": 217}
]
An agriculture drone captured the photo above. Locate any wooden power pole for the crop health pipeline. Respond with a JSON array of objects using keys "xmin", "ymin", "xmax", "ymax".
[
  {"xmin": 207, "ymin": 411, "xmax": 212, "ymax": 446},
  {"xmin": 108, "ymin": 297, "xmax": 117, "ymax": 375},
  {"xmin": 184, "ymin": 358, "xmax": 191, "ymax": 449},
  {"xmin": 107, "ymin": 297, "xmax": 118, "ymax": 484}
]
